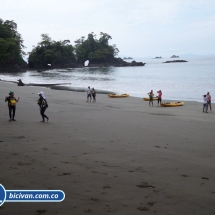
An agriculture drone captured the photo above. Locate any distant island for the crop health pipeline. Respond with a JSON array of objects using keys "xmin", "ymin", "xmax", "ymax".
[
  {"xmin": 123, "ymin": 57, "xmax": 133, "ymax": 60},
  {"xmin": 162, "ymin": 60, "xmax": 188, "ymax": 63},
  {"xmin": 170, "ymin": 55, "xmax": 179, "ymax": 58},
  {"xmin": 153, "ymin": 56, "xmax": 162, "ymax": 59}
]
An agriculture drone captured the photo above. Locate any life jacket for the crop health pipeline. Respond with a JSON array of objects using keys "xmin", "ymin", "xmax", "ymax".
[{"xmin": 8, "ymin": 97, "xmax": 17, "ymax": 106}]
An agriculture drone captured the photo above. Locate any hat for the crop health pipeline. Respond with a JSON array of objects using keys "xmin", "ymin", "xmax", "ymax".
[
  {"xmin": 9, "ymin": 91, "xmax": 13, "ymax": 95},
  {"xmin": 38, "ymin": 91, "xmax": 46, "ymax": 99}
]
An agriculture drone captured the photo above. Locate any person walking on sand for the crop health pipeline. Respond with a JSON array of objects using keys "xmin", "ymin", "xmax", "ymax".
[
  {"xmin": 207, "ymin": 92, "xmax": 212, "ymax": 111},
  {"xmin": 37, "ymin": 91, "xmax": 49, "ymax": 122},
  {"xmin": 91, "ymin": 87, "xmax": 96, "ymax": 102},
  {"xmin": 203, "ymin": 95, "xmax": 208, "ymax": 113},
  {"xmin": 5, "ymin": 91, "xmax": 20, "ymax": 121},
  {"xmin": 148, "ymin": 90, "xmax": 154, "ymax": 106},
  {"xmin": 86, "ymin": 86, "xmax": 92, "ymax": 102},
  {"xmin": 157, "ymin": 90, "xmax": 162, "ymax": 106}
]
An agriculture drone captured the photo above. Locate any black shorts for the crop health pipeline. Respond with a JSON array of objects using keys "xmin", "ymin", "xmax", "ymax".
[{"xmin": 158, "ymin": 98, "xmax": 162, "ymax": 103}]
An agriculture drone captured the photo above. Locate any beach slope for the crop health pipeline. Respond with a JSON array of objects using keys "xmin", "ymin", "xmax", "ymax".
[{"xmin": 0, "ymin": 82, "xmax": 215, "ymax": 215}]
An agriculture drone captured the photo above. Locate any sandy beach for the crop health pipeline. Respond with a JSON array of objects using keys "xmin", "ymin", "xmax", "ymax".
[{"xmin": 0, "ymin": 81, "xmax": 215, "ymax": 215}]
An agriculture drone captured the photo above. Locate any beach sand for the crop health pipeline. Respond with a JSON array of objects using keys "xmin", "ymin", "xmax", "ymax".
[{"xmin": 0, "ymin": 82, "xmax": 215, "ymax": 215}]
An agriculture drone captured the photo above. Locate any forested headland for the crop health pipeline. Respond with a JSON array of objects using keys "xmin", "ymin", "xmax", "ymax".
[
  {"xmin": 0, "ymin": 19, "xmax": 27, "ymax": 72},
  {"xmin": 0, "ymin": 19, "xmax": 145, "ymax": 72}
]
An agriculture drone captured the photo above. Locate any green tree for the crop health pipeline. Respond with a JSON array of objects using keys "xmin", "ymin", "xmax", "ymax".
[
  {"xmin": 0, "ymin": 18, "xmax": 26, "ymax": 70},
  {"xmin": 74, "ymin": 32, "xmax": 119, "ymax": 64},
  {"xmin": 28, "ymin": 34, "xmax": 76, "ymax": 68}
]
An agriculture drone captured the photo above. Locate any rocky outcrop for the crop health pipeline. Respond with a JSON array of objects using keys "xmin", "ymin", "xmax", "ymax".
[
  {"xmin": 162, "ymin": 60, "xmax": 187, "ymax": 63},
  {"xmin": 17, "ymin": 79, "xmax": 25, "ymax": 86},
  {"xmin": 170, "ymin": 55, "xmax": 179, "ymax": 58},
  {"xmin": 123, "ymin": 57, "xmax": 133, "ymax": 60},
  {"xmin": 88, "ymin": 58, "xmax": 145, "ymax": 67}
]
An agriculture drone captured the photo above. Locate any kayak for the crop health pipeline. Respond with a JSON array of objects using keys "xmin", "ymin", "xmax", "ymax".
[
  {"xmin": 161, "ymin": 102, "xmax": 184, "ymax": 107},
  {"xmin": 143, "ymin": 97, "xmax": 158, "ymax": 101},
  {"xmin": 108, "ymin": 94, "xmax": 129, "ymax": 98}
]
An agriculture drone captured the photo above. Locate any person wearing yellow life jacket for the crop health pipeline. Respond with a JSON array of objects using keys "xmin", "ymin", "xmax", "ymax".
[
  {"xmin": 5, "ymin": 91, "xmax": 20, "ymax": 121},
  {"xmin": 37, "ymin": 91, "xmax": 49, "ymax": 122}
]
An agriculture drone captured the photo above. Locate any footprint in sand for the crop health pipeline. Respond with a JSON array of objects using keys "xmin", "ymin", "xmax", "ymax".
[
  {"xmin": 103, "ymin": 186, "xmax": 111, "ymax": 189},
  {"xmin": 147, "ymin": 202, "xmax": 156, "ymax": 206},
  {"xmin": 136, "ymin": 182, "xmax": 155, "ymax": 189},
  {"xmin": 92, "ymin": 171, "xmax": 98, "ymax": 173},
  {"xmin": 91, "ymin": 198, "xmax": 98, "ymax": 201},
  {"xmin": 57, "ymin": 173, "xmax": 71, "ymax": 176},
  {"xmin": 181, "ymin": 174, "xmax": 189, "ymax": 177},
  {"xmin": 137, "ymin": 206, "xmax": 149, "ymax": 211},
  {"xmin": 201, "ymin": 177, "xmax": 209, "ymax": 180},
  {"xmin": 36, "ymin": 209, "xmax": 46, "ymax": 214},
  {"xmin": 100, "ymin": 192, "xmax": 107, "ymax": 194},
  {"xmin": 84, "ymin": 209, "xmax": 92, "ymax": 213}
]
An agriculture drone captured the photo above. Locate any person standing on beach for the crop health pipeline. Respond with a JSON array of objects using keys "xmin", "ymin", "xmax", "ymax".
[
  {"xmin": 203, "ymin": 95, "xmax": 208, "ymax": 113},
  {"xmin": 157, "ymin": 90, "xmax": 162, "ymax": 106},
  {"xmin": 5, "ymin": 91, "xmax": 20, "ymax": 121},
  {"xmin": 148, "ymin": 90, "xmax": 154, "ymax": 106},
  {"xmin": 86, "ymin": 86, "xmax": 92, "ymax": 102},
  {"xmin": 207, "ymin": 92, "xmax": 212, "ymax": 111},
  {"xmin": 37, "ymin": 91, "xmax": 49, "ymax": 122},
  {"xmin": 91, "ymin": 88, "xmax": 96, "ymax": 102}
]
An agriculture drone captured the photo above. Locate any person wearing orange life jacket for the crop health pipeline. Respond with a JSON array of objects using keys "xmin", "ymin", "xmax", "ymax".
[{"xmin": 5, "ymin": 91, "xmax": 20, "ymax": 121}]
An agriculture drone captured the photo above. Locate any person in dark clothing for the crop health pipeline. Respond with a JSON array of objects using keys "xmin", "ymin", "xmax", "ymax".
[
  {"xmin": 37, "ymin": 91, "xmax": 49, "ymax": 122},
  {"xmin": 91, "ymin": 87, "xmax": 96, "ymax": 102},
  {"xmin": 5, "ymin": 91, "xmax": 20, "ymax": 121}
]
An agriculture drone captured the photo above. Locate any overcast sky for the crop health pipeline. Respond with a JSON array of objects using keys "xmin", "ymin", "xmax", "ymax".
[{"xmin": 1, "ymin": 0, "xmax": 215, "ymax": 58}]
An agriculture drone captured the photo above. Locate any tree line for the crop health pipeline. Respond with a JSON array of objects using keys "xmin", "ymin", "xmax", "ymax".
[
  {"xmin": 0, "ymin": 19, "xmax": 119, "ymax": 70},
  {"xmin": 0, "ymin": 19, "xmax": 26, "ymax": 70}
]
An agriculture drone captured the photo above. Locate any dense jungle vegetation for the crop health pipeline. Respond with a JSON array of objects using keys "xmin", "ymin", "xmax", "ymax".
[
  {"xmin": 0, "ymin": 19, "xmax": 26, "ymax": 71},
  {"xmin": 0, "ymin": 19, "xmax": 120, "ymax": 70}
]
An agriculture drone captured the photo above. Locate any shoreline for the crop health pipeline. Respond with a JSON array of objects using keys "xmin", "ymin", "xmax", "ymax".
[{"xmin": 0, "ymin": 79, "xmax": 210, "ymax": 103}]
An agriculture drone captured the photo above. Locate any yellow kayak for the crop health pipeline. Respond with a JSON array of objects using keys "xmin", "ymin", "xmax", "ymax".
[
  {"xmin": 161, "ymin": 102, "xmax": 184, "ymax": 107},
  {"xmin": 143, "ymin": 97, "xmax": 158, "ymax": 101},
  {"xmin": 108, "ymin": 94, "xmax": 129, "ymax": 98}
]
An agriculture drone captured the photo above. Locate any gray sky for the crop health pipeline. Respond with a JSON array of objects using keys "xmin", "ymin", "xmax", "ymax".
[{"xmin": 1, "ymin": 0, "xmax": 215, "ymax": 58}]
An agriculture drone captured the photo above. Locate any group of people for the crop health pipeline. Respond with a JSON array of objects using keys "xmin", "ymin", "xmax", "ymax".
[
  {"xmin": 5, "ymin": 91, "xmax": 49, "ymax": 122},
  {"xmin": 148, "ymin": 90, "xmax": 162, "ymax": 107},
  {"xmin": 4, "ymin": 88, "xmax": 212, "ymax": 121},
  {"xmin": 203, "ymin": 92, "xmax": 212, "ymax": 113},
  {"xmin": 4, "ymin": 86, "xmax": 96, "ymax": 122},
  {"xmin": 86, "ymin": 86, "xmax": 96, "ymax": 102}
]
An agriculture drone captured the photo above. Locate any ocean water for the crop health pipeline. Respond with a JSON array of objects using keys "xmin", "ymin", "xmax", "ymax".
[{"xmin": 1, "ymin": 56, "xmax": 215, "ymax": 102}]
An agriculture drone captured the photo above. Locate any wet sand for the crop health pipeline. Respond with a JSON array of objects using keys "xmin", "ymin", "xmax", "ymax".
[{"xmin": 0, "ymin": 82, "xmax": 215, "ymax": 215}]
